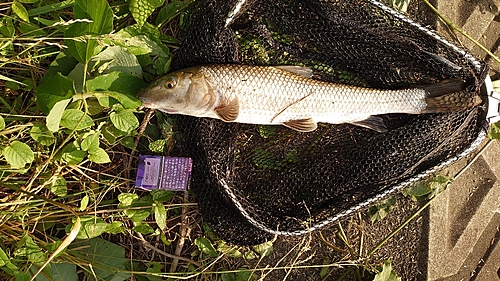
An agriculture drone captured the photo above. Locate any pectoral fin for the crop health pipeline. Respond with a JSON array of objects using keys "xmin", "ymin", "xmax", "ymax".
[
  {"xmin": 282, "ymin": 118, "xmax": 318, "ymax": 132},
  {"xmin": 215, "ymin": 97, "xmax": 239, "ymax": 122},
  {"xmin": 350, "ymin": 116, "xmax": 387, "ymax": 132}
]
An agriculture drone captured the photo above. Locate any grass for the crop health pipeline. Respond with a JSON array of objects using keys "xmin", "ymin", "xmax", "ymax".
[{"xmin": 0, "ymin": 0, "xmax": 499, "ymax": 280}]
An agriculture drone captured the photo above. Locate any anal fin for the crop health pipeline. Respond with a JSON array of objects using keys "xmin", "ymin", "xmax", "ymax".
[
  {"xmin": 282, "ymin": 118, "xmax": 318, "ymax": 132},
  {"xmin": 215, "ymin": 97, "xmax": 239, "ymax": 122},
  {"xmin": 350, "ymin": 116, "xmax": 387, "ymax": 132}
]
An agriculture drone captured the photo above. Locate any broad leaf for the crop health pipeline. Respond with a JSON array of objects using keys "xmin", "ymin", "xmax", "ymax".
[
  {"xmin": 14, "ymin": 235, "xmax": 46, "ymax": 266},
  {"xmin": 74, "ymin": 216, "xmax": 110, "ymax": 239},
  {"xmin": 253, "ymin": 241, "xmax": 273, "ymax": 257},
  {"xmin": 90, "ymin": 46, "xmax": 143, "ymax": 78},
  {"xmin": 30, "ymin": 124, "xmax": 55, "ymax": 146},
  {"xmin": 36, "ymin": 73, "xmax": 75, "ymax": 114},
  {"xmin": 86, "ymin": 71, "xmax": 146, "ymax": 108},
  {"xmin": 373, "ymin": 259, "xmax": 401, "ymax": 281},
  {"xmin": 50, "ymin": 176, "xmax": 67, "ymax": 197},
  {"xmin": 0, "ymin": 116, "xmax": 5, "ymax": 130},
  {"xmin": 368, "ymin": 196, "xmax": 397, "ymax": 224},
  {"xmin": 60, "ymin": 109, "xmax": 94, "ymax": 131},
  {"xmin": 488, "ymin": 121, "xmax": 500, "ymax": 139},
  {"xmin": 12, "ymin": 1, "xmax": 30, "ymax": 23},
  {"xmin": 46, "ymin": 99, "xmax": 72, "ymax": 132},
  {"xmin": 153, "ymin": 202, "xmax": 166, "ymax": 230},
  {"xmin": 4, "ymin": 141, "xmax": 34, "ymax": 169},
  {"xmin": 133, "ymin": 222, "xmax": 155, "ymax": 234},
  {"xmin": 110, "ymin": 110, "xmax": 139, "ymax": 133},
  {"xmin": 155, "ymin": 1, "xmax": 191, "ymax": 26},
  {"xmin": 88, "ymin": 147, "xmax": 111, "ymax": 164},
  {"xmin": 59, "ymin": 143, "xmax": 87, "ymax": 165},
  {"xmin": 34, "ymin": 263, "xmax": 78, "ymax": 281},
  {"xmin": 117, "ymin": 193, "xmax": 139, "ymax": 207},
  {"xmin": 194, "ymin": 237, "xmax": 218, "ymax": 257},
  {"xmin": 64, "ymin": 0, "xmax": 113, "ymax": 64},
  {"xmin": 81, "ymin": 131, "xmax": 100, "ymax": 153},
  {"xmin": 70, "ymin": 237, "xmax": 129, "ymax": 281}
]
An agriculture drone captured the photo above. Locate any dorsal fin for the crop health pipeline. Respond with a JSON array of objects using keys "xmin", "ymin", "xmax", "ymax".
[
  {"xmin": 215, "ymin": 97, "xmax": 239, "ymax": 122},
  {"xmin": 274, "ymin": 65, "xmax": 314, "ymax": 78}
]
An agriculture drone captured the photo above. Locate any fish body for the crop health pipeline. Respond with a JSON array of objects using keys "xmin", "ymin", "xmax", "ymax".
[{"xmin": 137, "ymin": 64, "xmax": 477, "ymax": 132}]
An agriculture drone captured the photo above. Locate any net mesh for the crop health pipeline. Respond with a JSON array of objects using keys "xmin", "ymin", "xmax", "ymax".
[{"xmin": 165, "ymin": 0, "xmax": 489, "ymax": 245}]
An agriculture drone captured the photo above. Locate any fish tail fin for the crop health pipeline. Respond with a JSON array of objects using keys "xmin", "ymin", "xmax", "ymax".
[{"xmin": 421, "ymin": 78, "xmax": 481, "ymax": 113}]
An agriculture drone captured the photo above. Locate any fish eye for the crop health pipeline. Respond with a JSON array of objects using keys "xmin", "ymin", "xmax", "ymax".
[{"xmin": 165, "ymin": 77, "xmax": 177, "ymax": 89}]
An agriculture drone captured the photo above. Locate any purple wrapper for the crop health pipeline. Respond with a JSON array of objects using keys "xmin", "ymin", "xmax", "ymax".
[{"xmin": 136, "ymin": 155, "xmax": 192, "ymax": 191}]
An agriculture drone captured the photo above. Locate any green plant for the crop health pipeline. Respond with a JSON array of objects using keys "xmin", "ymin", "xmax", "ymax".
[{"xmin": 0, "ymin": 0, "xmax": 192, "ymax": 279}]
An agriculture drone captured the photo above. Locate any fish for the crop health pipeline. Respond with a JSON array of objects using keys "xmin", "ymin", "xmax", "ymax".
[{"xmin": 136, "ymin": 64, "xmax": 480, "ymax": 132}]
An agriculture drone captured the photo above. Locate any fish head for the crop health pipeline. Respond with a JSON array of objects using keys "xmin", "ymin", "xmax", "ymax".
[{"xmin": 137, "ymin": 67, "xmax": 216, "ymax": 115}]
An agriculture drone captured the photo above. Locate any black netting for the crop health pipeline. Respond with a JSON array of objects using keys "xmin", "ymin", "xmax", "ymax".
[{"xmin": 164, "ymin": 0, "xmax": 489, "ymax": 245}]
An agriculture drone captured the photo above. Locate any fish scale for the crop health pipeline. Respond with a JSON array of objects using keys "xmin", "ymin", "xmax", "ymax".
[{"xmin": 137, "ymin": 64, "xmax": 473, "ymax": 132}]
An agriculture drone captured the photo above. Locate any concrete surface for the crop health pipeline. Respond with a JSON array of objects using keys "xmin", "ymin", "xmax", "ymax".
[{"xmin": 428, "ymin": 1, "xmax": 500, "ymax": 280}]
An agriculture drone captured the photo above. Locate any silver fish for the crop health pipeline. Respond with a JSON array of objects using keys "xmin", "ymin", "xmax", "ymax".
[{"xmin": 137, "ymin": 64, "xmax": 478, "ymax": 132}]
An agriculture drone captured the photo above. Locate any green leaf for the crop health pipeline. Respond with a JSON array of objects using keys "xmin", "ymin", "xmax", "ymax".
[
  {"xmin": 12, "ymin": 1, "xmax": 30, "ymax": 23},
  {"xmin": 105, "ymin": 221, "xmax": 124, "ymax": 234},
  {"xmin": 133, "ymin": 222, "xmax": 155, "ymax": 234},
  {"xmin": 80, "ymin": 195, "xmax": 90, "ymax": 211},
  {"xmin": 488, "ymin": 121, "xmax": 500, "ymax": 139},
  {"xmin": 235, "ymin": 269, "xmax": 254, "ymax": 281},
  {"xmin": 18, "ymin": 22, "xmax": 47, "ymax": 37},
  {"xmin": 90, "ymin": 46, "xmax": 143, "ymax": 78},
  {"xmin": 153, "ymin": 202, "xmax": 167, "ymax": 230},
  {"xmin": 74, "ymin": 216, "xmax": 110, "ymax": 239},
  {"xmin": 30, "ymin": 124, "xmax": 55, "ymax": 146},
  {"xmin": 34, "ymin": 263, "xmax": 78, "ymax": 281},
  {"xmin": 373, "ymin": 259, "xmax": 401, "ymax": 281},
  {"xmin": 368, "ymin": 196, "xmax": 397, "ymax": 224},
  {"xmin": 118, "ymin": 193, "xmax": 139, "ymax": 207},
  {"xmin": 155, "ymin": 1, "xmax": 191, "ymax": 26},
  {"xmin": 81, "ymin": 131, "xmax": 100, "ymax": 153},
  {"xmin": 217, "ymin": 241, "xmax": 242, "ymax": 258},
  {"xmin": 221, "ymin": 273, "xmax": 236, "ymax": 281},
  {"xmin": 126, "ymin": 209, "xmax": 151, "ymax": 223},
  {"xmin": 15, "ymin": 235, "xmax": 46, "ymax": 266},
  {"xmin": 194, "ymin": 237, "xmax": 218, "ymax": 257},
  {"xmin": 253, "ymin": 241, "xmax": 273, "ymax": 257},
  {"xmin": 60, "ymin": 109, "xmax": 94, "ymax": 131},
  {"xmin": 110, "ymin": 110, "xmax": 139, "ymax": 133},
  {"xmin": 86, "ymin": 71, "xmax": 146, "ymax": 108},
  {"xmin": 41, "ymin": 51, "xmax": 79, "ymax": 84},
  {"xmin": 36, "ymin": 73, "xmax": 75, "ymax": 114},
  {"xmin": 4, "ymin": 141, "xmax": 34, "ymax": 169},
  {"xmin": 64, "ymin": 0, "xmax": 113, "ymax": 64},
  {"xmin": 50, "ymin": 176, "xmax": 67, "ymax": 197},
  {"xmin": 0, "ymin": 247, "xmax": 18, "ymax": 271},
  {"xmin": 403, "ymin": 175, "xmax": 451, "ymax": 201},
  {"xmin": 60, "ymin": 143, "xmax": 87, "ymax": 165},
  {"xmin": 88, "ymin": 147, "xmax": 110, "ymax": 164},
  {"xmin": 119, "ymin": 136, "xmax": 136, "ymax": 150},
  {"xmin": 46, "ymin": 99, "xmax": 71, "ymax": 132},
  {"xmin": 129, "ymin": 0, "xmax": 163, "ymax": 26},
  {"xmin": 70, "ymin": 237, "xmax": 129, "ymax": 281},
  {"xmin": 0, "ymin": 116, "xmax": 5, "ymax": 130},
  {"xmin": 151, "ymin": 190, "xmax": 174, "ymax": 202}
]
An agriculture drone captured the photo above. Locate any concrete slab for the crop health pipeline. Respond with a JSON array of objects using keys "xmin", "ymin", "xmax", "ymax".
[
  {"xmin": 426, "ymin": 1, "xmax": 500, "ymax": 279},
  {"xmin": 428, "ymin": 140, "xmax": 500, "ymax": 280}
]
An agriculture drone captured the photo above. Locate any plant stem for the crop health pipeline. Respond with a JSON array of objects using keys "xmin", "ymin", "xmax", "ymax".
[
  {"xmin": 367, "ymin": 195, "xmax": 437, "ymax": 257},
  {"xmin": 421, "ymin": 0, "xmax": 500, "ymax": 64}
]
